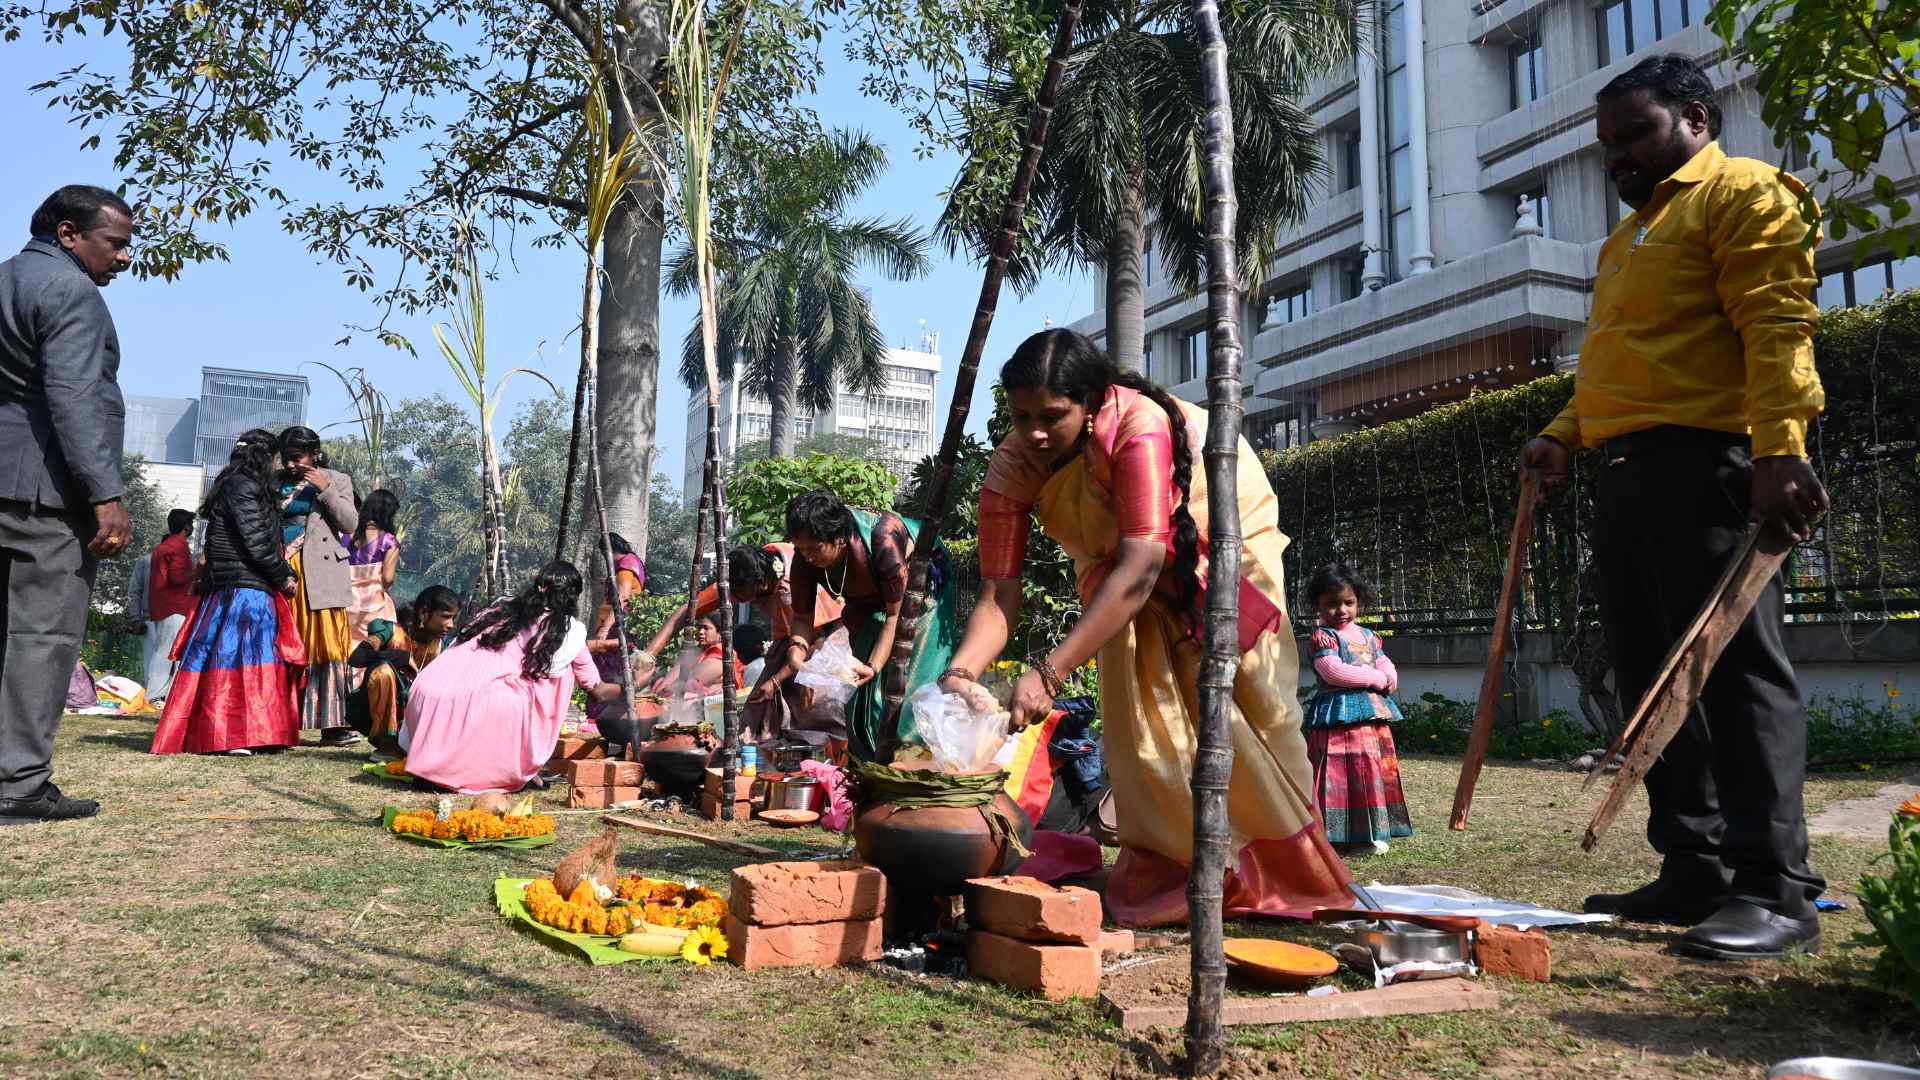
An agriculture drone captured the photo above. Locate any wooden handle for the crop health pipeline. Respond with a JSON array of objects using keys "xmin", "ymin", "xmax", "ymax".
[
  {"xmin": 1312, "ymin": 908, "xmax": 1483, "ymax": 934},
  {"xmin": 1449, "ymin": 471, "xmax": 1537, "ymax": 830}
]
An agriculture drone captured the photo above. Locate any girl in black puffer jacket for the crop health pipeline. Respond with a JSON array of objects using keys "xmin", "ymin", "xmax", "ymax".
[{"xmin": 151, "ymin": 429, "xmax": 304, "ymax": 756}]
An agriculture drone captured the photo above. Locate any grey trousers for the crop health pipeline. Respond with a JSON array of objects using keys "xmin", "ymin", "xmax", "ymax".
[{"xmin": 0, "ymin": 499, "xmax": 97, "ymax": 798}]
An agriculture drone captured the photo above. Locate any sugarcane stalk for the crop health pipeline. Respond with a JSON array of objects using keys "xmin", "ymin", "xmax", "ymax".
[
  {"xmin": 876, "ymin": 0, "xmax": 1086, "ymax": 760},
  {"xmin": 556, "ymin": 348, "xmax": 590, "ymax": 561},
  {"xmin": 586, "ymin": 326, "xmax": 640, "ymax": 738},
  {"xmin": 1185, "ymin": 0, "xmax": 1243, "ymax": 1071}
]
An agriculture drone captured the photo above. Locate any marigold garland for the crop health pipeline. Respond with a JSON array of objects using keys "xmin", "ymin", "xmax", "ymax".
[
  {"xmin": 391, "ymin": 808, "xmax": 556, "ymax": 843},
  {"xmin": 525, "ymin": 878, "xmax": 635, "ymax": 937},
  {"xmin": 611, "ymin": 876, "xmax": 729, "ymax": 930}
]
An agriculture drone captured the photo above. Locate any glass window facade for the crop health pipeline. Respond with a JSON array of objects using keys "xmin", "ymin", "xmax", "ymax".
[
  {"xmin": 1509, "ymin": 28, "xmax": 1545, "ymax": 109},
  {"xmin": 1265, "ymin": 283, "xmax": 1314, "ymax": 327},
  {"xmin": 1181, "ymin": 327, "xmax": 1205, "ymax": 383},
  {"xmin": 1598, "ymin": 0, "xmax": 1689, "ymax": 65},
  {"xmin": 1815, "ymin": 253, "xmax": 1920, "ymax": 308}
]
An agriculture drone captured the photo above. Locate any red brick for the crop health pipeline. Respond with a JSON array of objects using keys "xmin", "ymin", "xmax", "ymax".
[
  {"xmin": 698, "ymin": 793, "xmax": 753, "ymax": 821},
  {"xmin": 610, "ymin": 761, "xmax": 643, "ymax": 786},
  {"xmin": 723, "ymin": 913, "xmax": 882, "ymax": 970},
  {"xmin": 731, "ymin": 861, "xmax": 887, "ymax": 928},
  {"xmin": 567, "ymin": 785, "xmax": 642, "ymax": 809},
  {"xmin": 567, "ymin": 760, "xmax": 616, "ymax": 786},
  {"xmin": 549, "ymin": 736, "xmax": 604, "ymax": 764},
  {"xmin": 704, "ymin": 767, "xmax": 756, "ymax": 799},
  {"xmin": 1474, "ymin": 922, "xmax": 1551, "ymax": 982},
  {"xmin": 1099, "ymin": 929, "xmax": 1135, "ymax": 958},
  {"xmin": 967, "ymin": 930, "xmax": 1100, "ymax": 1001},
  {"xmin": 965, "ymin": 876, "xmax": 1102, "ymax": 945}
]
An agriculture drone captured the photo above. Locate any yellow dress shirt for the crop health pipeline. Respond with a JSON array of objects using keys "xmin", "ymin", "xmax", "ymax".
[{"xmin": 1541, "ymin": 141, "xmax": 1825, "ymax": 459}]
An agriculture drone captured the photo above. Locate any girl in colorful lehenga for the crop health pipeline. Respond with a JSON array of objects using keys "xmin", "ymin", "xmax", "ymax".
[
  {"xmin": 346, "ymin": 585, "xmax": 461, "ymax": 754},
  {"xmin": 1303, "ymin": 562, "xmax": 1413, "ymax": 853},
  {"xmin": 940, "ymin": 329, "xmax": 1355, "ymax": 928},
  {"xmin": 275, "ymin": 426, "xmax": 360, "ymax": 745},
  {"xmin": 151, "ymin": 430, "xmax": 304, "ymax": 756},
  {"xmin": 783, "ymin": 489, "xmax": 957, "ymax": 765},
  {"xmin": 343, "ymin": 488, "xmax": 401, "ymax": 647}
]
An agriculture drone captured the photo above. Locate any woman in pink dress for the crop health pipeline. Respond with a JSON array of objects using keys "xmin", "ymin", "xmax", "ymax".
[{"xmin": 400, "ymin": 561, "xmax": 623, "ymax": 793}]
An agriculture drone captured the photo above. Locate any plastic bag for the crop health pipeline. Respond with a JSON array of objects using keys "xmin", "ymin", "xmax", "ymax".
[
  {"xmin": 795, "ymin": 629, "xmax": 861, "ymax": 707},
  {"xmin": 911, "ymin": 682, "xmax": 1010, "ymax": 773}
]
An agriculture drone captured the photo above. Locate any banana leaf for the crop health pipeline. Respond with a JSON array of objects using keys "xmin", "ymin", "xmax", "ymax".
[
  {"xmin": 493, "ymin": 877, "xmax": 679, "ymax": 966},
  {"xmin": 360, "ymin": 762, "xmax": 413, "ymax": 785},
  {"xmin": 382, "ymin": 807, "xmax": 558, "ymax": 850}
]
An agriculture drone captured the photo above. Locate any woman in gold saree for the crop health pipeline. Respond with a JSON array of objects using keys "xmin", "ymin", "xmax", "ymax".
[{"xmin": 941, "ymin": 329, "xmax": 1353, "ymax": 928}]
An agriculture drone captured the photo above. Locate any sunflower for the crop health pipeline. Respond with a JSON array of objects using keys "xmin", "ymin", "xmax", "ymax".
[{"xmin": 681, "ymin": 924, "xmax": 727, "ymax": 965}]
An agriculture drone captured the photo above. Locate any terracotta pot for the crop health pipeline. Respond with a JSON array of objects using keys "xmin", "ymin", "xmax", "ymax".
[
  {"xmin": 853, "ymin": 791, "xmax": 1033, "ymax": 897},
  {"xmin": 641, "ymin": 733, "xmax": 712, "ymax": 796}
]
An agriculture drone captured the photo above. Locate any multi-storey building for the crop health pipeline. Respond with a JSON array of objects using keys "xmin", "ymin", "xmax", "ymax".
[
  {"xmin": 1066, "ymin": 1, "xmax": 1920, "ymax": 447},
  {"xmin": 682, "ymin": 343, "xmax": 944, "ymax": 501},
  {"xmin": 123, "ymin": 367, "xmax": 311, "ymax": 507}
]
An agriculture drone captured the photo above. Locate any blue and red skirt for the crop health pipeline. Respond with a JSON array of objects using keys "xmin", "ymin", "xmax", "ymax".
[
  {"xmin": 151, "ymin": 586, "xmax": 306, "ymax": 755},
  {"xmin": 1307, "ymin": 722, "xmax": 1415, "ymax": 846}
]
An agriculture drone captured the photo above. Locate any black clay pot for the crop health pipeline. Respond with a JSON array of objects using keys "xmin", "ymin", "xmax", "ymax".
[
  {"xmin": 853, "ymin": 790, "xmax": 1034, "ymax": 897},
  {"xmin": 641, "ymin": 733, "xmax": 712, "ymax": 798}
]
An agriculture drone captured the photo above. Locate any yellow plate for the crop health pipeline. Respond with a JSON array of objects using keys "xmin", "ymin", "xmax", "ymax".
[{"xmin": 1223, "ymin": 938, "xmax": 1340, "ymax": 988}]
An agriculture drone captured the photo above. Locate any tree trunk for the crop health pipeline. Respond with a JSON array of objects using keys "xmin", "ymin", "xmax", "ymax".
[
  {"xmin": 768, "ymin": 335, "xmax": 798, "ymax": 458},
  {"xmin": 596, "ymin": 19, "xmax": 667, "ymax": 562},
  {"xmin": 1185, "ymin": 0, "xmax": 1245, "ymax": 1073},
  {"xmin": 1106, "ymin": 154, "xmax": 1148, "ymax": 375},
  {"xmin": 876, "ymin": 0, "xmax": 1085, "ymax": 751}
]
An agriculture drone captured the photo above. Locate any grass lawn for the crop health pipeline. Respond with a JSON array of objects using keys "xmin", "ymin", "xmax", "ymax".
[{"xmin": 4, "ymin": 713, "xmax": 1915, "ymax": 1079}]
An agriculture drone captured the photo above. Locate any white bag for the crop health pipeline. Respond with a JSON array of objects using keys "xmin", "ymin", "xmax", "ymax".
[
  {"xmin": 911, "ymin": 683, "xmax": 1010, "ymax": 773},
  {"xmin": 795, "ymin": 629, "xmax": 861, "ymax": 707}
]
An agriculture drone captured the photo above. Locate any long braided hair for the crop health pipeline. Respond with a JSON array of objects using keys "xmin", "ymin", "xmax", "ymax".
[
  {"xmin": 455, "ymin": 560, "xmax": 585, "ymax": 679},
  {"xmin": 999, "ymin": 329, "xmax": 1203, "ymax": 629}
]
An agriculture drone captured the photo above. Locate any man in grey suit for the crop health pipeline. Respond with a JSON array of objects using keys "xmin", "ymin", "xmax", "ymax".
[{"xmin": 0, "ymin": 185, "xmax": 135, "ymax": 824}]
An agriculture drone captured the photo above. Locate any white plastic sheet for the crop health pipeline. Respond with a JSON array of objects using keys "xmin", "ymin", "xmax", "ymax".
[
  {"xmin": 795, "ymin": 629, "xmax": 861, "ymax": 707},
  {"xmin": 911, "ymin": 683, "xmax": 1009, "ymax": 773}
]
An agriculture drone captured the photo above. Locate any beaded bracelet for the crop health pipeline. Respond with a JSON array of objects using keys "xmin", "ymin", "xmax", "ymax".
[
  {"xmin": 1027, "ymin": 655, "xmax": 1065, "ymax": 697},
  {"xmin": 941, "ymin": 666, "xmax": 978, "ymax": 684}
]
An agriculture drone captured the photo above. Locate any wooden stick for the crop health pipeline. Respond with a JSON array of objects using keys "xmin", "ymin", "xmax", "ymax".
[
  {"xmin": 603, "ymin": 814, "xmax": 778, "ymax": 858},
  {"xmin": 1580, "ymin": 525, "xmax": 1761, "ymax": 791},
  {"xmin": 1449, "ymin": 470, "xmax": 1538, "ymax": 830},
  {"xmin": 1102, "ymin": 977, "xmax": 1500, "ymax": 1032},
  {"xmin": 873, "ymin": 0, "xmax": 1085, "ymax": 759},
  {"xmin": 1582, "ymin": 523, "xmax": 1792, "ymax": 851}
]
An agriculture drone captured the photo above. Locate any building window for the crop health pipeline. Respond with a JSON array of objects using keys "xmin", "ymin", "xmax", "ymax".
[
  {"xmin": 1143, "ymin": 238, "xmax": 1154, "ymax": 288},
  {"xmin": 1521, "ymin": 186, "xmax": 1552, "ymax": 239},
  {"xmin": 1599, "ymin": 0, "xmax": 1690, "ymax": 66},
  {"xmin": 1509, "ymin": 28, "xmax": 1545, "ymax": 109},
  {"xmin": 1340, "ymin": 128, "xmax": 1361, "ymax": 192},
  {"xmin": 1382, "ymin": 0, "xmax": 1413, "ymax": 279},
  {"xmin": 1142, "ymin": 344, "xmax": 1155, "ymax": 380},
  {"xmin": 1181, "ymin": 328, "xmax": 1205, "ymax": 383},
  {"xmin": 1263, "ymin": 282, "xmax": 1313, "ymax": 328}
]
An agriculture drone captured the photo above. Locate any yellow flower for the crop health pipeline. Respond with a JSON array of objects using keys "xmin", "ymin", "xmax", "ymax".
[
  {"xmin": 1889, "ymin": 684, "xmax": 1903, "ymax": 700},
  {"xmin": 681, "ymin": 924, "xmax": 727, "ymax": 965},
  {"xmin": 1541, "ymin": 719, "xmax": 1551, "ymax": 729}
]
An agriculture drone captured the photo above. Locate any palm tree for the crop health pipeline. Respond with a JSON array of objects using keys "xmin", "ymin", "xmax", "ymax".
[
  {"xmin": 665, "ymin": 130, "xmax": 932, "ymax": 458},
  {"xmin": 938, "ymin": 0, "xmax": 1361, "ymax": 373}
]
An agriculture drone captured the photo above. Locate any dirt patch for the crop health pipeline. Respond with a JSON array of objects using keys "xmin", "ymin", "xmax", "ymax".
[{"xmin": 1808, "ymin": 775, "xmax": 1919, "ymax": 840}]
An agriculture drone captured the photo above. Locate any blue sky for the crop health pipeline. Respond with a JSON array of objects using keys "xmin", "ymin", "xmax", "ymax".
[{"xmin": 1, "ymin": 24, "xmax": 1088, "ymax": 500}]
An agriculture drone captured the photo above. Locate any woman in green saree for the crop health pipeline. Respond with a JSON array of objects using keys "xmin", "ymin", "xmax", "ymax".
[{"xmin": 782, "ymin": 490, "xmax": 957, "ymax": 764}]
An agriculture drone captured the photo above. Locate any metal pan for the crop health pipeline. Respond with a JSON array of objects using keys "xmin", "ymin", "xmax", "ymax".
[{"xmin": 1312, "ymin": 907, "xmax": 1477, "ymax": 967}]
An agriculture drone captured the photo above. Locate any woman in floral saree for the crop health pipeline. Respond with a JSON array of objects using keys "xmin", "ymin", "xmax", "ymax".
[{"xmin": 940, "ymin": 329, "xmax": 1354, "ymax": 928}]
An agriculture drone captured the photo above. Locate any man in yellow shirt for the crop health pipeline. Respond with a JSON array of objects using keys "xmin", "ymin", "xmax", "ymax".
[{"xmin": 1523, "ymin": 55, "xmax": 1830, "ymax": 960}]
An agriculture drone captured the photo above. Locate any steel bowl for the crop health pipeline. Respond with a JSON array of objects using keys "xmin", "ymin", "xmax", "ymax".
[
  {"xmin": 1769, "ymin": 1060, "xmax": 1920, "ymax": 1080},
  {"xmin": 1355, "ymin": 921, "xmax": 1470, "ymax": 967}
]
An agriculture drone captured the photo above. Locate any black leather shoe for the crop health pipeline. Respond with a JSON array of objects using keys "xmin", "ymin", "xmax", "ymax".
[
  {"xmin": 1679, "ymin": 900, "xmax": 1821, "ymax": 960},
  {"xmin": 0, "ymin": 783, "xmax": 100, "ymax": 825},
  {"xmin": 1584, "ymin": 880, "xmax": 1725, "ymax": 926}
]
